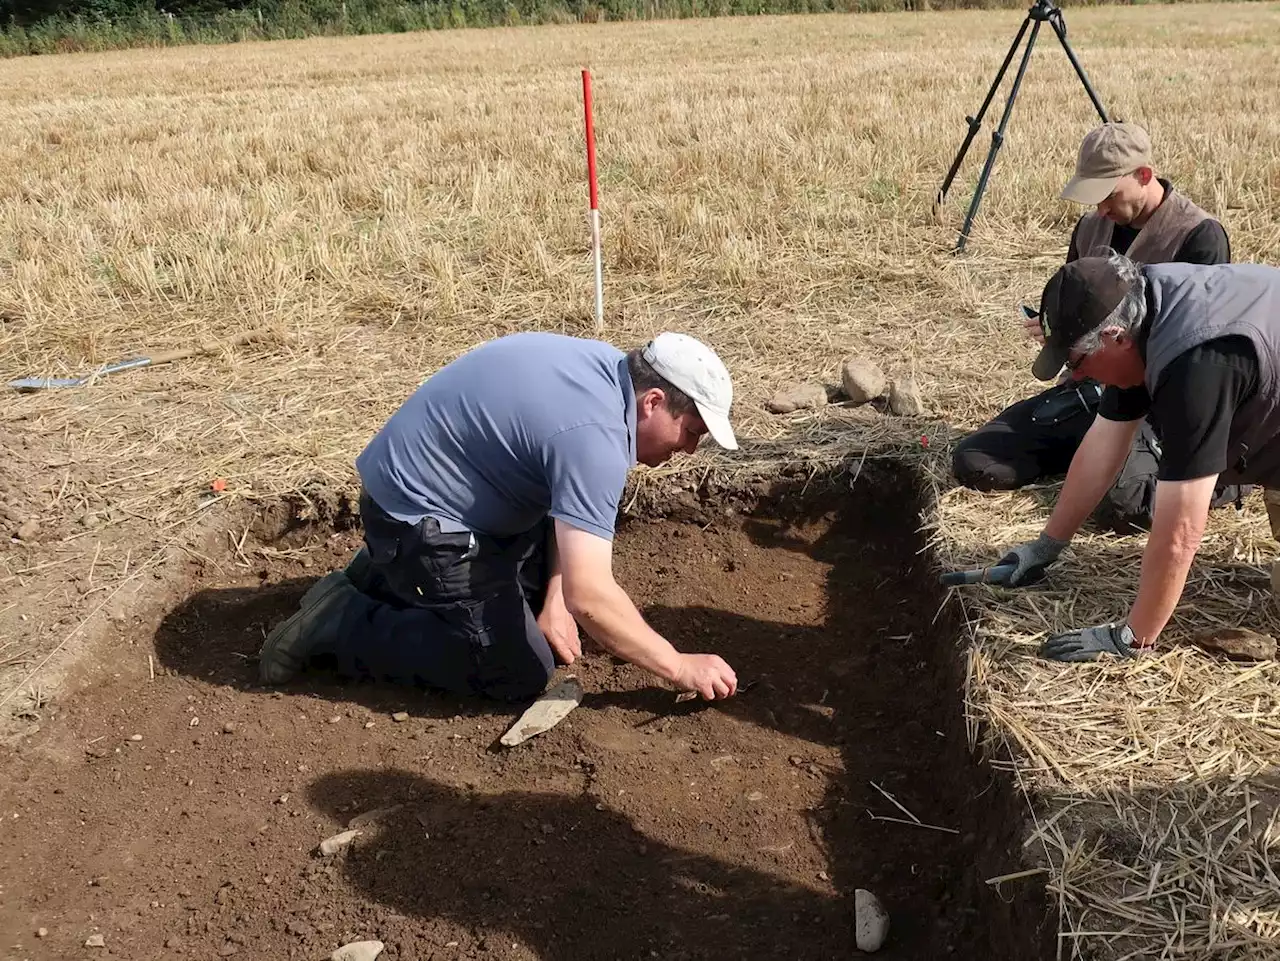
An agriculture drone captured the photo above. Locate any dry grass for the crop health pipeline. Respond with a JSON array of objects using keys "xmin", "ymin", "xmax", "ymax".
[{"xmin": 3, "ymin": 5, "xmax": 1280, "ymax": 958}]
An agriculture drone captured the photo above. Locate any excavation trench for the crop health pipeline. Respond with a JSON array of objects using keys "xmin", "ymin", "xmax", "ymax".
[{"xmin": 0, "ymin": 463, "xmax": 1052, "ymax": 960}]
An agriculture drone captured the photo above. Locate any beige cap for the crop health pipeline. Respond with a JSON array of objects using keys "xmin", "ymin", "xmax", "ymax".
[{"xmin": 1060, "ymin": 122, "xmax": 1153, "ymax": 205}]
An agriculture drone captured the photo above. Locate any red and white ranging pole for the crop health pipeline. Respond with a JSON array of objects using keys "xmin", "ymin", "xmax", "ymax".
[{"xmin": 582, "ymin": 69, "xmax": 604, "ymax": 331}]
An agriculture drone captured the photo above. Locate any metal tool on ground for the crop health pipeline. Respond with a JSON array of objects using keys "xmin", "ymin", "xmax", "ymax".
[
  {"xmin": 8, "ymin": 330, "xmax": 267, "ymax": 391},
  {"xmin": 939, "ymin": 562, "xmax": 1017, "ymax": 587},
  {"xmin": 499, "ymin": 676, "xmax": 584, "ymax": 747},
  {"xmin": 933, "ymin": 0, "xmax": 1110, "ymax": 252}
]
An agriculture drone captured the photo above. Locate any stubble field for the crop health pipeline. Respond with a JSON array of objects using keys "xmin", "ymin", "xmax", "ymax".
[{"xmin": 3, "ymin": 5, "xmax": 1280, "ymax": 960}]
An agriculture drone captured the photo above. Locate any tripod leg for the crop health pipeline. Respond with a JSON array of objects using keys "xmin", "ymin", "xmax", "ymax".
[
  {"xmin": 955, "ymin": 18, "xmax": 1044, "ymax": 252},
  {"xmin": 934, "ymin": 15, "xmax": 1033, "ymax": 212},
  {"xmin": 1048, "ymin": 18, "xmax": 1109, "ymax": 123}
]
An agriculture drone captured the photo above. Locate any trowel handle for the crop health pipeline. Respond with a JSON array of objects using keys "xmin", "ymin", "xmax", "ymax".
[
  {"xmin": 939, "ymin": 562, "xmax": 1017, "ymax": 587},
  {"xmin": 141, "ymin": 331, "xmax": 267, "ymax": 367}
]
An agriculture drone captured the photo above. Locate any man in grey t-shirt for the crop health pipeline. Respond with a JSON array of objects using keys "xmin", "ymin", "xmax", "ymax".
[{"xmin": 258, "ymin": 331, "xmax": 742, "ymax": 703}]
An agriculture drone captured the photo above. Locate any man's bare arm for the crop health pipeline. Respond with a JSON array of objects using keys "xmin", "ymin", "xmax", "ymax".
[
  {"xmin": 1125, "ymin": 476, "xmax": 1217, "ymax": 646},
  {"xmin": 1044, "ymin": 415, "xmax": 1144, "ymax": 541},
  {"xmin": 554, "ymin": 520, "xmax": 737, "ymax": 700}
]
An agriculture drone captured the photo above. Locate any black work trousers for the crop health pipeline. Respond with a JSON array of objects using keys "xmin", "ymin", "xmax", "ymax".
[
  {"xmin": 330, "ymin": 490, "xmax": 556, "ymax": 702},
  {"xmin": 950, "ymin": 381, "xmax": 1157, "ymax": 532},
  {"xmin": 952, "ymin": 381, "xmax": 1102, "ymax": 492},
  {"xmin": 951, "ymin": 381, "xmax": 1246, "ymax": 532}
]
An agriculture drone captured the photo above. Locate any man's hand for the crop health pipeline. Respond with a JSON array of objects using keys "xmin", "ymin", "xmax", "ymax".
[
  {"xmin": 537, "ymin": 594, "xmax": 582, "ymax": 665},
  {"xmin": 673, "ymin": 653, "xmax": 738, "ymax": 700},
  {"xmin": 555, "ymin": 520, "xmax": 737, "ymax": 695},
  {"xmin": 989, "ymin": 532, "xmax": 1071, "ymax": 586},
  {"xmin": 1040, "ymin": 622, "xmax": 1142, "ymax": 662}
]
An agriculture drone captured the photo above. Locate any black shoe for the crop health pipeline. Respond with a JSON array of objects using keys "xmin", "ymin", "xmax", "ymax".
[
  {"xmin": 301, "ymin": 547, "xmax": 373, "ymax": 608},
  {"xmin": 259, "ymin": 571, "xmax": 355, "ymax": 684}
]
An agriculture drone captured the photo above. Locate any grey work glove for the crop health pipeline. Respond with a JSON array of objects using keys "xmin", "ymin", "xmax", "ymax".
[
  {"xmin": 1039, "ymin": 622, "xmax": 1140, "ymax": 662},
  {"xmin": 993, "ymin": 532, "xmax": 1070, "ymax": 586}
]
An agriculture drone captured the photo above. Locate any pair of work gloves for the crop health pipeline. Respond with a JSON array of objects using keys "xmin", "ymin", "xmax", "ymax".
[{"xmin": 986, "ymin": 532, "xmax": 1142, "ymax": 663}]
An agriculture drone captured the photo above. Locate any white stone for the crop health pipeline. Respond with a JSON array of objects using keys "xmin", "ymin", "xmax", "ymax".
[
  {"xmin": 854, "ymin": 888, "xmax": 889, "ymax": 952},
  {"xmin": 331, "ymin": 940, "xmax": 384, "ymax": 961},
  {"xmin": 317, "ymin": 829, "xmax": 362, "ymax": 856}
]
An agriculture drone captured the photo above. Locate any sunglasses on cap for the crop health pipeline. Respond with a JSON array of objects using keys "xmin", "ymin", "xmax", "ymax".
[{"xmin": 1022, "ymin": 304, "xmax": 1088, "ymax": 372}]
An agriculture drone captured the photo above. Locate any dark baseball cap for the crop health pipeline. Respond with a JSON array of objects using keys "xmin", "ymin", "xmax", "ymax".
[{"xmin": 1031, "ymin": 256, "xmax": 1136, "ymax": 380}]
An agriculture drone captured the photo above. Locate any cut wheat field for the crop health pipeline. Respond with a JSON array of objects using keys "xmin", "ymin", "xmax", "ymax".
[{"xmin": 3, "ymin": 5, "xmax": 1280, "ymax": 959}]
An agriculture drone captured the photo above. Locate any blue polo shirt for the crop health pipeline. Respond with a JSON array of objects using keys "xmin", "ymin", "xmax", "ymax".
[{"xmin": 356, "ymin": 332, "xmax": 637, "ymax": 541}]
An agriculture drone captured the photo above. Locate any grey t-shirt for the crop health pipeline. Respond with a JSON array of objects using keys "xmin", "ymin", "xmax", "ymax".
[{"xmin": 356, "ymin": 332, "xmax": 637, "ymax": 541}]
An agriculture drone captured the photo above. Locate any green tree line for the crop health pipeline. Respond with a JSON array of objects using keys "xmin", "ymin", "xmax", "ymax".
[{"xmin": 0, "ymin": 0, "xmax": 1212, "ymax": 58}]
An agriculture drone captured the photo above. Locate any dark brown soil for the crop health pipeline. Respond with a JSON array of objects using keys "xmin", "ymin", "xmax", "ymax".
[{"xmin": 0, "ymin": 468, "xmax": 1053, "ymax": 961}]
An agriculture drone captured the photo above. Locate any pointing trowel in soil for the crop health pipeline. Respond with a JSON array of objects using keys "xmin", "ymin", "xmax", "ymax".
[{"xmin": 499, "ymin": 676, "xmax": 584, "ymax": 747}]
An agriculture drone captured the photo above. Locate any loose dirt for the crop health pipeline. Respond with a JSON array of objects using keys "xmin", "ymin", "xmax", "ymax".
[{"xmin": 0, "ymin": 473, "xmax": 1051, "ymax": 960}]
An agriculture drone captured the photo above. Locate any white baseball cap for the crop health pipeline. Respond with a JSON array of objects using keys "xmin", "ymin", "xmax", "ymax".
[{"xmin": 640, "ymin": 332, "xmax": 738, "ymax": 451}]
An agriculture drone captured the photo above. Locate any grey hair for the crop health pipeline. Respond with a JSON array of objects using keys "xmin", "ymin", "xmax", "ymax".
[
  {"xmin": 1071, "ymin": 247, "xmax": 1148, "ymax": 355},
  {"xmin": 625, "ymin": 348, "xmax": 696, "ymax": 415}
]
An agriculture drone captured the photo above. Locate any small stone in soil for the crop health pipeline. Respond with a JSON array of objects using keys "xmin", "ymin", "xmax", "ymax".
[
  {"xmin": 85, "ymin": 934, "xmax": 106, "ymax": 947},
  {"xmin": 328, "ymin": 715, "xmax": 342, "ymax": 724},
  {"xmin": 129, "ymin": 734, "xmax": 143, "ymax": 741},
  {"xmin": 855, "ymin": 888, "xmax": 891, "ymax": 952},
  {"xmin": 331, "ymin": 940, "xmax": 385, "ymax": 961},
  {"xmin": 222, "ymin": 722, "xmax": 237, "ymax": 734},
  {"xmin": 165, "ymin": 936, "xmax": 182, "ymax": 949},
  {"xmin": 318, "ymin": 829, "xmax": 362, "ymax": 856},
  {"xmin": 348, "ymin": 804, "xmax": 404, "ymax": 830},
  {"xmin": 364, "ymin": 721, "xmax": 375, "ymax": 729},
  {"xmin": 16, "ymin": 519, "xmax": 40, "ymax": 541},
  {"xmin": 36, "ymin": 928, "xmax": 48, "ymax": 938},
  {"xmin": 391, "ymin": 712, "xmax": 409, "ymax": 722}
]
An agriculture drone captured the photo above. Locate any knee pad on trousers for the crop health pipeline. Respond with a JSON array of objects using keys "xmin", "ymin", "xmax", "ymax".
[{"xmin": 951, "ymin": 444, "xmax": 1019, "ymax": 492}]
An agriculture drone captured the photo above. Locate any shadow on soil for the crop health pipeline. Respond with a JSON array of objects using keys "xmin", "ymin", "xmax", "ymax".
[
  {"xmin": 151, "ymin": 571, "xmax": 516, "ymax": 723},
  {"xmin": 152, "ymin": 461, "xmax": 1056, "ymax": 959},
  {"xmin": 303, "ymin": 767, "xmax": 868, "ymax": 961}
]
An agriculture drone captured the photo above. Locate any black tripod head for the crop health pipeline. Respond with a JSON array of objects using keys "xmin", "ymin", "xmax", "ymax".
[{"xmin": 1028, "ymin": 0, "xmax": 1064, "ymax": 24}]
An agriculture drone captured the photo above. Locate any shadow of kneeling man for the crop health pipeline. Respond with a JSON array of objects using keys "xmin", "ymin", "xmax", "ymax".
[{"xmin": 305, "ymin": 768, "xmax": 856, "ymax": 961}]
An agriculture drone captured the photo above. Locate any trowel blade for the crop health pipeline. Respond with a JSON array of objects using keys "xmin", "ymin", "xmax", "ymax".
[{"xmin": 499, "ymin": 677, "xmax": 584, "ymax": 747}]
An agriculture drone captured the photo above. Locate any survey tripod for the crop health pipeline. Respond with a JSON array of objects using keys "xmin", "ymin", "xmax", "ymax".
[{"xmin": 935, "ymin": 0, "xmax": 1111, "ymax": 253}]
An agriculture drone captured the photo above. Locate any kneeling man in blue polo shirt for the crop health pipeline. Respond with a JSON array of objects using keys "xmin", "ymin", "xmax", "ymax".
[{"xmin": 258, "ymin": 331, "xmax": 742, "ymax": 703}]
